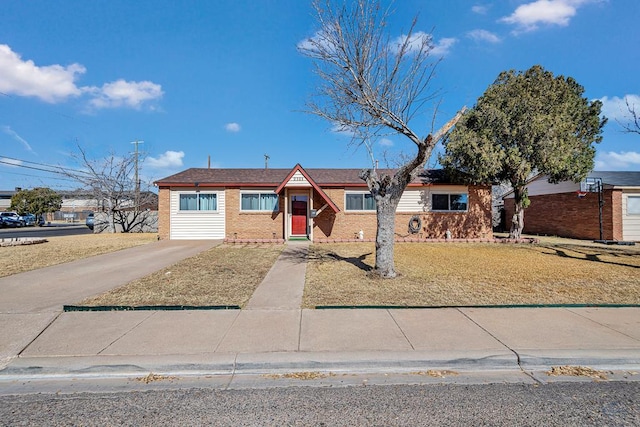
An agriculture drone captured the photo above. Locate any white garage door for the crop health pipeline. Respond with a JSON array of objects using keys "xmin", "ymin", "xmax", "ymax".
[
  {"xmin": 170, "ymin": 190, "xmax": 225, "ymax": 240},
  {"xmin": 622, "ymin": 193, "xmax": 640, "ymax": 241}
]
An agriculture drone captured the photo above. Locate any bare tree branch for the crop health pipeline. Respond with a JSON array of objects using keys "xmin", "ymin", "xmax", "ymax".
[
  {"xmin": 300, "ymin": 0, "xmax": 465, "ymax": 278},
  {"xmin": 62, "ymin": 143, "xmax": 157, "ymax": 233},
  {"xmin": 620, "ymin": 97, "xmax": 640, "ymax": 135}
]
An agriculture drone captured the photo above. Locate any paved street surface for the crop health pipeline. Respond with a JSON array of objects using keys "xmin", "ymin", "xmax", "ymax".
[
  {"xmin": 2, "ymin": 382, "xmax": 639, "ymax": 426},
  {"xmin": 0, "ymin": 223, "xmax": 92, "ymax": 239}
]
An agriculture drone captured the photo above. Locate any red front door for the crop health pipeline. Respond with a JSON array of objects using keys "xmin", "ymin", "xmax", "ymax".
[{"xmin": 291, "ymin": 200, "xmax": 307, "ymax": 235}]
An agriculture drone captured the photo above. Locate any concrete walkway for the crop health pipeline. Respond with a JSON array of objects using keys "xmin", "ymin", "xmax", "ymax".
[
  {"xmin": 1, "ymin": 239, "xmax": 639, "ymax": 389},
  {"xmin": 245, "ymin": 240, "xmax": 309, "ymax": 310}
]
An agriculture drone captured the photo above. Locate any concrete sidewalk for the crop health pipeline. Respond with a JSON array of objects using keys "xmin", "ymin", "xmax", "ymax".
[
  {"xmin": 5, "ymin": 307, "xmax": 639, "ymax": 379},
  {"xmin": 1, "ymin": 239, "xmax": 639, "ymax": 387}
]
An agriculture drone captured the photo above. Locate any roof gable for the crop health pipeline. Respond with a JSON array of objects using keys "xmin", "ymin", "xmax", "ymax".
[{"xmin": 275, "ymin": 164, "xmax": 340, "ymax": 213}]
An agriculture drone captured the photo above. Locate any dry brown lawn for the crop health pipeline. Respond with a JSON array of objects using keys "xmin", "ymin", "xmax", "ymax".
[
  {"xmin": 6, "ymin": 232, "xmax": 638, "ymax": 308},
  {"xmin": 79, "ymin": 244, "xmax": 283, "ymax": 307},
  {"xmin": 0, "ymin": 234, "xmax": 157, "ymax": 277},
  {"xmin": 304, "ymin": 239, "xmax": 640, "ymax": 307}
]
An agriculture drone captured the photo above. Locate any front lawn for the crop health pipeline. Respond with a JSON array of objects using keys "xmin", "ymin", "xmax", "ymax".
[
  {"xmin": 303, "ymin": 241, "xmax": 640, "ymax": 307},
  {"xmin": 78, "ymin": 244, "xmax": 283, "ymax": 307},
  {"xmin": 0, "ymin": 234, "xmax": 157, "ymax": 278}
]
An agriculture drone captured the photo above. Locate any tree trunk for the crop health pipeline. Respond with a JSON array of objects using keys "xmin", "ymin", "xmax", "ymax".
[
  {"xmin": 359, "ymin": 110, "xmax": 467, "ymax": 279},
  {"xmin": 374, "ymin": 195, "xmax": 400, "ymax": 278},
  {"xmin": 509, "ymin": 189, "xmax": 526, "ymax": 239}
]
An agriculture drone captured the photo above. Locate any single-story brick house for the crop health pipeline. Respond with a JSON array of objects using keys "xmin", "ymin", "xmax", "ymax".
[
  {"xmin": 153, "ymin": 164, "xmax": 493, "ymax": 241},
  {"xmin": 503, "ymin": 171, "xmax": 640, "ymax": 241}
]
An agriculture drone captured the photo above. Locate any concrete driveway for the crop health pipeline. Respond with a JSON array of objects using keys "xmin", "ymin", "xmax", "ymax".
[{"xmin": 0, "ymin": 239, "xmax": 221, "ymax": 364}]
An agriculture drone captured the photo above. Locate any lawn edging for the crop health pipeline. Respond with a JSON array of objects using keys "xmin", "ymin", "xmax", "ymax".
[
  {"xmin": 315, "ymin": 303, "xmax": 640, "ymax": 309},
  {"xmin": 64, "ymin": 305, "xmax": 240, "ymax": 312}
]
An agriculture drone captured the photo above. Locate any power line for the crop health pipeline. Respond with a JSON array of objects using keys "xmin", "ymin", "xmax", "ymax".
[
  {"xmin": 0, "ymin": 155, "xmax": 93, "ymax": 177},
  {"xmin": 0, "ymin": 169, "xmax": 81, "ymax": 183}
]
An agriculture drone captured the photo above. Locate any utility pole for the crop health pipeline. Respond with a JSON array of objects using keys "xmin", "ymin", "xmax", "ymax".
[{"xmin": 131, "ymin": 140, "xmax": 144, "ymax": 210}]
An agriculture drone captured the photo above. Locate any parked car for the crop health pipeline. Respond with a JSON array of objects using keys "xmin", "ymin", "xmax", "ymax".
[
  {"xmin": 22, "ymin": 213, "xmax": 37, "ymax": 226},
  {"xmin": 86, "ymin": 212, "xmax": 94, "ymax": 230},
  {"xmin": 0, "ymin": 216, "xmax": 23, "ymax": 228},
  {"xmin": 0, "ymin": 212, "xmax": 25, "ymax": 227}
]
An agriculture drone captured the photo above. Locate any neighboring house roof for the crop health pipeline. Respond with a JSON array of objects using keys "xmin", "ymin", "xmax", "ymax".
[
  {"xmin": 154, "ymin": 167, "xmax": 463, "ymax": 187},
  {"xmin": 589, "ymin": 171, "xmax": 640, "ymax": 188}
]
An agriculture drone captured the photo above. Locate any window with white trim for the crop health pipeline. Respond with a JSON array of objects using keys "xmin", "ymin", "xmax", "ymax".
[
  {"xmin": 241, "ymin": 192, "xmax": 279, "ymax": 211},
  {"xmin": 431, "ymin": 193, "xmax": 468, "ymax": 212},
  {"xmin": 179, "ymin": 193, "xmax": 217, "ymax": 211},
  {"xmin": 628, "ymin": 196, "xmax": 640, "ymax": 215},
  {"xmin": 345, "ymin": 192, "xmax": 376, "ymax": 211}
]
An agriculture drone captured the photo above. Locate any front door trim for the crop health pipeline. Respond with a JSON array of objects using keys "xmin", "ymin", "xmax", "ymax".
[{"xmin": 287, "ymin": 190, "xmax": 310, "ymax": 239}]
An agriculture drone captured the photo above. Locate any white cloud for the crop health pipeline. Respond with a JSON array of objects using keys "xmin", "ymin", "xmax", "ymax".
[
  {"xmin": 87, "ymin": 80, "xmax": 163, "ymax": 110},
  {"xmin": 472, "ymin": 5, "xmax": 489, "ymax": 15},
  {"xmin": 0, "ymin": 44, "xmax": 85, "ymax": 103},
  {"xmin": 598, "ymin": 94, "xmax": 640, "ymax": 121},
  {"xmin": 0, "ymin": 44, "xmax": 163, "ymax": 110},
  {"xmin": 595, "ymin": 151, "xmax": 640, "ymax": 171},
  {"xmin": 391, "ymin": 32, "xmax": 457, "ymax": 57},
  {"xmin": 145, "ymin": 150, "xmax": 184, "ymax": 169},
  {"xmin": 330, "ymin": 123, "xmax": 356, "ymax": 137},
  {"xmin": 392, "ymin": 31, "xmax": 431, "ymax": 54},
  {"xmin": 297, "ymin": 30, "xmax": 332, "ymax": 54},
  {"xmin": 500, "ymin": 0, "xmax": 595, "ymax": 33},
  {"xmin": 379, "ymin": 138, "xmax": 394, "ymax": 147},
  {"xmin": 225, "ymin": 122, "xmax": 241, "ymax": 132},
  {"xmin": 2, "ymin": 125, "xmax": 34, "ymax": 153},
  {"xmin": 431, "ymin": 37, "xmax": 458, "ymax": 56},
  {"xmin": 467, "ymin": 29, "xmax": 502, "ymax": 43}
]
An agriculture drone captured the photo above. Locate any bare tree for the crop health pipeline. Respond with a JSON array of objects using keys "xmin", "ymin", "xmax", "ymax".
[
  {"xmin": 620, "ymin": 97, "xmax": 640, "ymax": 135},
  {"xmin": 299, "ymin": 0, "xmax": 465, "ymax": 278},
  {"xmin": 64, "ymin": 144, "xmax": 157, "ymax": 233}
]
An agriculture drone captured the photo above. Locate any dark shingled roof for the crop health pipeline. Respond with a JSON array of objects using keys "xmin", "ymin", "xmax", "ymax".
[
  {"xmin": 591, "ymin": 171, "xmax": 640, "ymax": 187},
  {"xmin": 154, "ymin": 167, "xmax": 459, "ymax": 187}
]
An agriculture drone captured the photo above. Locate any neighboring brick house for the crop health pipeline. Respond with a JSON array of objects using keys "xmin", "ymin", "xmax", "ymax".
[
  {"xmin": 503, "ymin": 171, "xmax": 640, "ymax": 241},
  {"xmin": 153, "ymin": 164, "xmax": 493, "ymax": 241}
]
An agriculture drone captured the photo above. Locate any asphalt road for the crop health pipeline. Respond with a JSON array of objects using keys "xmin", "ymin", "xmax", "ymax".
[
  {"xmin": 0, "ymin": 224, "xmax": 92, "ymax": 238},
  {"xmin": 1, "ymin": 382, "xmax": 638, "ymax": 426}
]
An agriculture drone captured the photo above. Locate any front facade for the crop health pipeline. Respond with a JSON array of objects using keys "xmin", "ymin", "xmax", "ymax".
[
  {"xmin": 154, "ymin": 164, "xmax": 493, "ymax": 242},
  {"xmin": 503, "ymin": 171, "xmax": 640, "ymax": 241}
]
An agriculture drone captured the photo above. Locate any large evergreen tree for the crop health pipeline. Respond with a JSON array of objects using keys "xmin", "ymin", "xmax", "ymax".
[
  {"xmin": 440, "ymin": 65, "xmax": 606, "ymax": 238},
  {"xmin": 10, "ymin": 187, "xmax": 62, "ymax": 220}
]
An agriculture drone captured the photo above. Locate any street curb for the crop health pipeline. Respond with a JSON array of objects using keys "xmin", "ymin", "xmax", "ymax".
[{"xmin": 2, "ymin": 350, "xmax": 639, "ymax": 382}]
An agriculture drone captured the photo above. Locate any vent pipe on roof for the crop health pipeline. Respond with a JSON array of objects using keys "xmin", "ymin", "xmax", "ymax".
[
  {"xmin": 208, "ymin": 155, "xmax": 211, "ymax": 169},
  {"xmin": 264, "ymin": 154, "xmax": 270, "ymax": 169}
]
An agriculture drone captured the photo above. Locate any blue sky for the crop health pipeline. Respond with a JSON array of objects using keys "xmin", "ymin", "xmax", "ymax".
[{"xmin": 1, "ymin": 0, "xmax": 638, "ymax": 191}]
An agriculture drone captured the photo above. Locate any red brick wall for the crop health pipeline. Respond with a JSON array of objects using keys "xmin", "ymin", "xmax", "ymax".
[
  {"xmin": 224, "ymin": 188, "xmax": 285, "ymax": 240},
  {"xmin": 611, "ymin": 190, "xmax": 623, "ymax": 241},
  {"xmin": 503, "ymin": 189, "xmax": 621, "ymax": 240},
  {"xmin": 410, "ymin": 185, "xmax": 493, "ymax": 239},
  {"xmin": 157, "ymin": 187, "xmax": 170, "ymax": 240},
  {"xmin": 312, "ymin": 188, "xmax": 378, "ymax": 240},
  {"xmin": 312, "ymin": 185, "xmax": 493, "ymax": 240}
]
